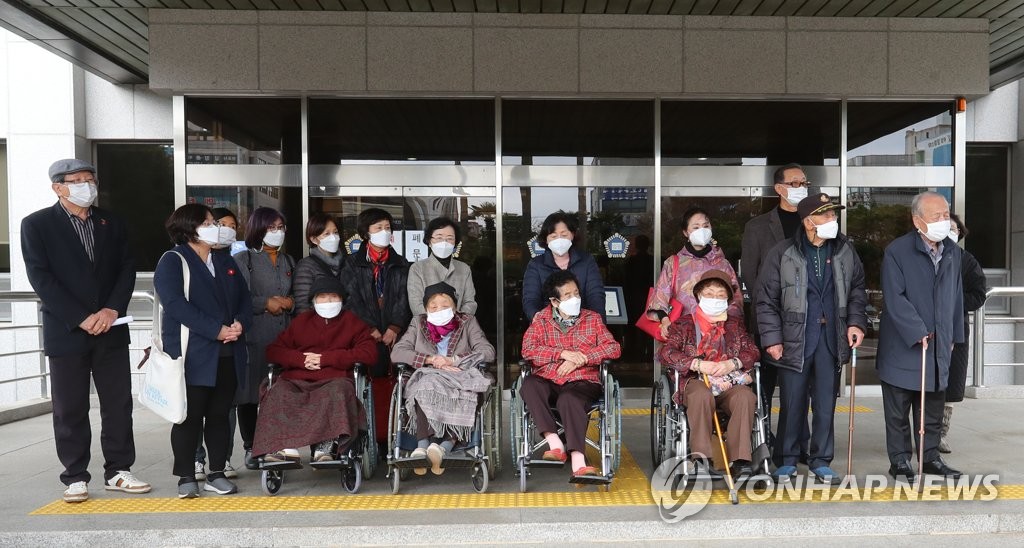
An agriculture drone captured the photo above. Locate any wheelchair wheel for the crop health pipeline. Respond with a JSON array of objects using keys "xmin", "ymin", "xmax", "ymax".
[
  {"xmin": 482, "ymin": 385, "xmax": 501, "ymax": 480},
  {"xmin": 650, "ymin": 375, "xmax": 674, "ymax": 469},
  {"xmin": 359, "ymin": 375, "xmax": 377, "ymax": 480},
  {"xmin": 472, "ymin": 460, "xmax": 489, "ymax": 494},
  {"xmin": 389, "ymin": 465, "xmax": 401, "ymax": 495},
  {"xmin": 387, "ymin": 382, "xmax": 402, "ymax": 464},
  {"xmin": 508, "ymin": 379, "xmax": 524, "ymax": 482},
  {"xmin": 519, "ymin": 458, "xmax": 528, "ymax": 493},
  {"xmin": 341, "ymin": 461, "xmax": 362, "ymax": 494},
  {"xmin": 261, "ymin": 469, "xmax": 283, "ymax": 496}
]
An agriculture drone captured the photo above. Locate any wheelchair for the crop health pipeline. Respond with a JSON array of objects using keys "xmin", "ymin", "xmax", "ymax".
[
  {"xmin": 258, "ymin": 362, "xmax": 377, "ymax": 496},
  {"xmin": 650, "ymin": 362, "xmax": 773, "ymax": 503},
  {"xmin": 386, "ymin": 362, "xmax": 501, "ymax": 494},
  {"xmin": 508, "ymin": 359, "xmax": 621, "ymax": 493}
]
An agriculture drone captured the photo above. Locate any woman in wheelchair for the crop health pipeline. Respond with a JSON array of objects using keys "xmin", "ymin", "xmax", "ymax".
[
  {"xmin": 252, "ymin": 277, "xmax": 378, "ymax": 463},
  {"xmin": 520, "ymin": 270, "xmax": 621, "ymax": 479},
  {"xmin": 658, "ymin": 270, "xmax": 759, "ymax": 480},
  {"xmin": 391, "ymin": 282, "xmax": 495, "ymax": 475}
]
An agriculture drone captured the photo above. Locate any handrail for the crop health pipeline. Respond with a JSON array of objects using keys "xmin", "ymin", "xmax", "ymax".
[
  {"xmin": 0, "ymin": 290, "xmax": 156, "ymax": 401},
  {"xmin": 972, "ymin": 286, "xmax": 1024, "ymax": 388}
]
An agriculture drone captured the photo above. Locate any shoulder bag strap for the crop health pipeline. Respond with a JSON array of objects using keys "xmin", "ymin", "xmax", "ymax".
[{"xmin": 153, "ymin": 250, "xmax": 191, "ymax": 358}]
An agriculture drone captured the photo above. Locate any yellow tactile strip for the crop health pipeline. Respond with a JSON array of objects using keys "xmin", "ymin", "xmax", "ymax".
[{"xmin": 621, "ymin": 406, "xmax": 874, "ymax": 416}]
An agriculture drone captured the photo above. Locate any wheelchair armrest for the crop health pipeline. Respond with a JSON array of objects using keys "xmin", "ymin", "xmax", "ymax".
[
  {"xmin": 474, "ymin": 361, "xmax": 494, "ymax": 372},
  {"xmin": 394, "ymin": 362, "xmax": 411, "ymax": 374},
  {"xmin": 352, "ymin": 362, "xmax": 366, "ymax": 377},
  {"xmin": 268, "ymin": 363, "xmax": 283, "ymax": 376},
  {"xmin": 518, "ymin": 359, "xmax": 532, "ymax": 378},
  {"xmin": 600, "ymin": 359, "xmax": 616, "ymax": 384}
]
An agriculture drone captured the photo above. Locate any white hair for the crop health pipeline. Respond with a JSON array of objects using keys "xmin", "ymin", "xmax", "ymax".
[{"xmin": 911, "ymin": 191, "xmax": 947, "ymax": 217}]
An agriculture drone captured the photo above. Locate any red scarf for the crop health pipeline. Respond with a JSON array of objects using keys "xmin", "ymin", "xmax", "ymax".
[
  {"xmin": 426, "ymin": 314, "xmax": 460, "ymax": 345},
  {"xmin": 367, "ymin": 245, "xmax": 389, "ymax": 299},
  {"xmin": 693, "ymin": 308, "xmax": 727, "ymax": 361}
]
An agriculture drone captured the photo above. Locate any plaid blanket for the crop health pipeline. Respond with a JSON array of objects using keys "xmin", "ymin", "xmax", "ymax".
[{"xmin": 404, "ymin": 352, "xmax": 492, "ymax": 442}]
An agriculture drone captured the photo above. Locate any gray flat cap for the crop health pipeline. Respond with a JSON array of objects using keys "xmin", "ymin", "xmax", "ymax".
[{"xmin": 48, "ymin": 159, "xmax": 95, "ymax": 183}]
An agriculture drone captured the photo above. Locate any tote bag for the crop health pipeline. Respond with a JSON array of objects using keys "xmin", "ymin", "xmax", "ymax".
[
  {"xmin": 138, "ymin": 251, "xmax": 190, "ymax": 424},
  {"xmin": 635, "ymin": 255, "xmax": 684, "ymax": 343}
]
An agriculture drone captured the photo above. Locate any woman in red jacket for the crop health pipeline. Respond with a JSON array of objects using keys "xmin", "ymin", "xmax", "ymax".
[{"xmin": 252, "ymin": 277, "xmax": 378, "ymax": 463}]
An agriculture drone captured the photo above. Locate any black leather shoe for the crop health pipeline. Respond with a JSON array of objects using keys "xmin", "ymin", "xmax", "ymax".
[
  {"xmin": 244, "ymin": 449, "xmax": 258, "ymax": 470},
  {"xmin": 888, "ymin": 460, "xmax": 916, "ymax": 482},
  {"xmin": 922, "ymin": 458, "xmax": 962, "ymax": 479},
  {"xmin": 730, "ymin": 460, "xmax": 753, "ymax": 482}
]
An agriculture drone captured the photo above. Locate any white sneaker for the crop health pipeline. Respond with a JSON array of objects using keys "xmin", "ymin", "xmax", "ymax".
[
  {"xmin": 63, "ymin": 481, "xmax": 88, "ymax": 503},
  {"xmin": 223, "ymin": 462, "xmax": 238, "ymax": 478},
  {"xmin": 105, "ymin": 471, "xmax": 151, "ymax": 494},
  {"xmin": 410, "ymin": 448, "xmax": 428, "ymax": 476},
  {"xmin": 194, "ymin": 461, "xmax": 207, "ymax": 481},
  {"xmin": 426, "ymin": 443, "xmax": 446, "ymax": 476}
]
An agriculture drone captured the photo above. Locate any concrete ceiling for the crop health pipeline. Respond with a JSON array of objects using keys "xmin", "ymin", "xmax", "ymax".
[{"xmin": 1, "ymin": 0, "xmax": 1022, "ymax": 89}]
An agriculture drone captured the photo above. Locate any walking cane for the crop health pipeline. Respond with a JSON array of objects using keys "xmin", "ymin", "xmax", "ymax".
[
  {"xmin": 846, "ymin": 336, "xmax": 858, "ymax": 478},
  {"xmin": 703, "ymin": 373, "xmax": 739, "ymax": 505},
  {"xmin": 918, "ymin": 338, "xmax": 928, "ymax": 492}
]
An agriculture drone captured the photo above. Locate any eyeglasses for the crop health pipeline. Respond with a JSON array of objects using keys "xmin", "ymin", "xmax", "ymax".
[
  {"xmin": 783, "ymin": 180, "xmax": 811, "ymax": 188},
  {"xmin": 267, "ymin": 225, "xmax": 286, "ymax": 233},
  {"xmin": 199, "ymin": 220, "xmax": 223, "ymax": 228},
  {"xmin": 430, "ymin": 236, "xmax": 456, "ymax": 244}
]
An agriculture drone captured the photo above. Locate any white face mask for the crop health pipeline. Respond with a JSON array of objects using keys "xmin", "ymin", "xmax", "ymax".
[
  {"xmin": 547, "ymin": 238, "xmax": 573, "ymax": 256},
  {"xmin": 556, "ymin": 295, "xmax": 582, "ymax": 317},
  {"xmin": 263, "ymin": 229, "xmax": 285, "ymax": 248},
  {"xmin": 214, "ymin": 226, "xmax": 237, "ymax": 249},
  {"xmin": 369, "ymin": 230, "xmax": 391, "ymax": 248},
  {"xmin": 318, "ymin": 233, "xmax": 341, "ymax": 254},
  {"xmin": 314, "ymin": 301, "xmax": 343, "ymax": 319},
  {"xmin": 688, "ymin": 227, "xmax": 713, "ymax": 247},
  {"xmin": 784, "ymin": 186, "xmax": 808, "ymax": 207},
  {"xmin": 426, "ymin": 307, "xmax": 455, "ymax": 326},
  {"xmin": 431, "ymin": 241, "xmax": 455, "ymax": 259},
  {"xmin": 920, "ymin": 219, "xmax": 951, "ymax": 243},
  {"xmin": 196, "ymin": 225, "xmax": 220, "ymax": 246},
  {"xmin": 698, "ymin": 297, "xmax": 729, "ymax": 317},
  {"xmin": 813, "ymin": 220, "xmax": 839, "ymax": 240},
  {"xmin": 64, "ymin": 182, "xmax": 98, "ymax": 208}
]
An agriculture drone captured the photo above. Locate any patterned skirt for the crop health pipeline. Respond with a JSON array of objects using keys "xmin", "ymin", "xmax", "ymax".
[{"xmin": 251, "ymin": 376, "xmax": 365, "ymax": 456}]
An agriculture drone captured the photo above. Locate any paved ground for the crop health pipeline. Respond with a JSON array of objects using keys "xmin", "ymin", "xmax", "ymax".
[{"xmin": 1, "ymin": 394, "xmax": 1023, "ymax": 546}]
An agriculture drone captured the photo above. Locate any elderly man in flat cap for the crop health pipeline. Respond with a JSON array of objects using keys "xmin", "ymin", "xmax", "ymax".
[
  {"xmin": 21, "ymin": 159, "xmax": 150, "ymax": 502},
  {"xmin": 757, "ymin": 193, "xmax": 867, "ymax": 485}
]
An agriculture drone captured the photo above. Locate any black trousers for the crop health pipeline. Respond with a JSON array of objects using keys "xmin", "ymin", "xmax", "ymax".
[
  {"xmin": 775, "ymin": 339, "xmax": 839, "ymax": 469},
  {"xmin": 881, "ymin": 380, "xmax": 945, "ymax": 464},
  {"xmin": 171, "ymin": 357, "xmax": 237, "ymax": 477},
  {"xmin": 946, "ymin": 338, "xmax": 970, "ymax": 403},
  {"xmin": 760, "ymin": 351, "xmax": 811, "ymax": 467},
  {"xmin": 49, "ymin": 344, "xmax": 135, "ymax": 485},
  {"xmin": 236, "ymin": 403, "xmax": 258, "ymax": 450},
  {"xmin": 519, "ymin": 376, "xmax": 601, "ymax": 454}
]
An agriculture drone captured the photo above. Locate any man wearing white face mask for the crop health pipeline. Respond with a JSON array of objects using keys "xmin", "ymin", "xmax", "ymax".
[
  {"xmin": 876, "ymin": 191, "xmax": 964, "ymax": 482},
  {"xmin": 407, "ymin": 217, "xmax": 478, "ymax": 316},
  {"xmin": 293, "ymin": 213, "xmax": 347, "ymax": 315},
  {"xmin": 23, "ymin": 158, "xmax": 149, "ymax": 502},
  {"xmin": 756, "ymin": 193, "xmax": 867, "ymax": 485},
  {"xmin": 741, "ymin": 163, "xmax": 812, "ymax": 461}
]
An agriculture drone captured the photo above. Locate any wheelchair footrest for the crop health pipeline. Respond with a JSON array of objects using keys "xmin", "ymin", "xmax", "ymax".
[
  {"xmin": 391, "ymin": 457, "xmax": 430, "ymax": 470},
  {"xmin": 568, "ymin": 474, "xmax": 612, "ymax": 485},
  {"xmin": 438, "ymin": 455, "xmax": 478, "ymax": 469},
  {"xmin": 736, "ymin": 473, "xmax": 773, "ymax": 487},
  {"xmin": 309, "ymin": 457, "xmax": 355, "ymax": 471},
  {"xmin": 260, "ymin": 460, "xmax": 302, "ymax": 471},
  {"xmin": 525, "ymin": 459, "xmax": 565, "ymax": 468}
]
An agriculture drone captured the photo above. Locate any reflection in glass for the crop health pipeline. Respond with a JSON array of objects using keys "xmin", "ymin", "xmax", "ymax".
[
  {"xmin": 847, "ymin": 102, "xmax": 953, "ymax": 167},
  {"xmin": 965, "ymin": 145, "xmax": 1009, "ymax": 269},
  {"xmin": 186, "ymin": 98, "xmax": 300, "ymax": 165},
  {"xmin": 501, "ymin": 186, "xmax": 655, "ymax": 387},
  {"xmin": 661, "ymin": 101, "xmax": 841, "ymax": 166}
]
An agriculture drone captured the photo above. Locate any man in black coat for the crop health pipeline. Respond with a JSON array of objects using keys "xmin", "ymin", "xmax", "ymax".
[
  {"xmin": 741, "ymin": 163, "xmax": 812, "ymax": 464},
  {"xmin": 877, "ymin": 191, "xmax": 964, "ymax": 482},
  {"xmin": 21, "ymin": 159, "xmax": 150, "ymax": 503}
]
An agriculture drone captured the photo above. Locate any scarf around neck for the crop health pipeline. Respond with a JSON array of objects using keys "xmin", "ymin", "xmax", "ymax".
[
  {"xmin": 694, "ymin": 308, "xmax": 727, "ymax": 361},
  {"xmin": 367, "ymin": 245, "xmax": 390, "ymax": 298},
  {"xmin": 310, "ymin": 246, "xmax": 341, "ymax": 274},
  {"xmin": 426, "ymin": 314, "xmax": 460, "ymax": 345}
]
